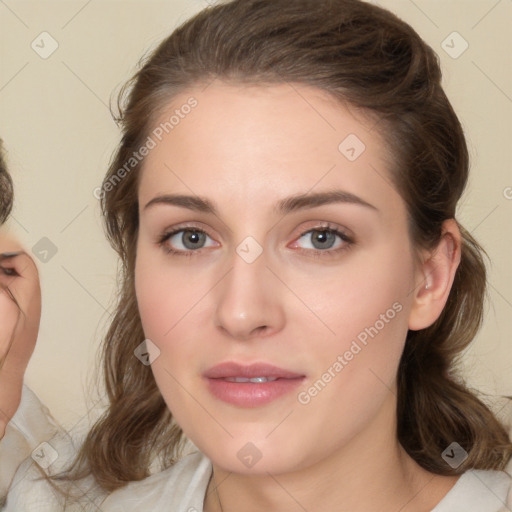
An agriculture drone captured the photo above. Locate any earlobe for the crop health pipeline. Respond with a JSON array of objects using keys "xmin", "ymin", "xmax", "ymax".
[{"xmin": 408, "ymin": 219, "xmax": 462, "ymax": 331}]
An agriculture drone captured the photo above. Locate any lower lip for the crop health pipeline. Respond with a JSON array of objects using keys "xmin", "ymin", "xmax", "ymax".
[{"xmin": 206, "ymin": 377, "xmax": 304, "ymax": 407}]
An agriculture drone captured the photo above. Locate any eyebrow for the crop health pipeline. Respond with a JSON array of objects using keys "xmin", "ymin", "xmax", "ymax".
[{"xmin": 143, "ymin": 190, "xmax": 378, "ymax": 215}]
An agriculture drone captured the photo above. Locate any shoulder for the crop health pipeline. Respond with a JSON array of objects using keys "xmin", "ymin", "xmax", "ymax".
[
  {"xmin": 100, "ymin": 451, "xmax": 212, "ymax": 512},
  {"xmin": 3, "ymin": 386, "xmax": 211, "ymax": 511},
  {"xmin": 6, "ymin": 385, "xmax": 60, "ymax": 446},
  {"xmin": 6, "ymin": 440, "xmax": 210, "ymax": 512},
  {"xmin": 432, "ymin": 469, "xmax": 512, "ymax": 512},
  {"xmin": 2, "ymin": 385, "xmax": 70, "ymax": 510},
  {"xmin": 4, "ymin": 425, "xmax": 102, "ymax": 511}
]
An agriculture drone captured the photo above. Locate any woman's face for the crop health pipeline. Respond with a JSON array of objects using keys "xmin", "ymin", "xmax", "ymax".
[{"xmin": 135, "ymin": 81, "xmax": 422, "ymax": 474}]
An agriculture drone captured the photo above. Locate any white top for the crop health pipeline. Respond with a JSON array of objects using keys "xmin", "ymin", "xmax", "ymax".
[{"xmin": 1, "ymin": 386, "xmax": 511, "ymax": 511}]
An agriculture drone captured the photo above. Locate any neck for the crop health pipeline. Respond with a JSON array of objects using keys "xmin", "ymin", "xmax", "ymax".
[{"xmin": 204, "ymin": 391, "xmax": 458, "ymax": 512}]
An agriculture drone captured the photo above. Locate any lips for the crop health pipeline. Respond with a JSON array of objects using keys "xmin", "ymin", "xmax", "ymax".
[
  {"xmin": 204, "ymin": 362, "xmax": 304, "ymax": 380},
  {"xmin": 204, "ymin": 362, "xmax": 305, "ymax": 407}
]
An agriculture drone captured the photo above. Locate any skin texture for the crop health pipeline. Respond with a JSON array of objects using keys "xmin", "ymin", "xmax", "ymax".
[{"xmin": 135, "ymin": 81, "xmax": 462, "ymax": 511}]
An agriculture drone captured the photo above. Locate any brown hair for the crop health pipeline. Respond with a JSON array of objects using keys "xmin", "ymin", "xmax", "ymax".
[
  {"xmin": 0, "ymin": 141, "xmax": 14, "ymax": 225},
  {"xmin": 54, "ymin": 0, "xmax": 512, "ymax": 495}
]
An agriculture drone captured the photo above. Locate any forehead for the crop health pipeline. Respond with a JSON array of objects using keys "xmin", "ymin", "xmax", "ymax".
[{"xmin": 138, "ymin": 80, "xmax": 402, "ymax": 217}]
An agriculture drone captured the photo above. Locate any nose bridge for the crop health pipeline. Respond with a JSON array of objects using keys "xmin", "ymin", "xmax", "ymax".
[{"xmin": 214, "ymin": 241, "xmax": 284, "ymax": 340}]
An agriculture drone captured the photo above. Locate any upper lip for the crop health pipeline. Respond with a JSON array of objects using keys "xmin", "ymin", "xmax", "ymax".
[{"xmin": 204, "ymin": 362, "xmax": 304, "ymax": 379}]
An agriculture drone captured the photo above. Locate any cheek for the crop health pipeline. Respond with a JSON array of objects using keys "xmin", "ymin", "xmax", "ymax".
[
  {"xmin": 293, "ymin": 244, "xmax": 414, "ymax": 404},
  {"xmin": 135, "ymin": 247, "xmax": 208, "ymax": 340},
  {"xmin": 135, "ymin": 276, "xmax": 171, "ymax": 341},
  {"xmin": 134, "ymin": 249, "xmax": 213, "ymax": 404},
  {"xmin": 290, "ymin": 241, "xmax": 414, "ymax": 348},
  {"xmin": 134, "ymin": 253, "xmax": 203, "ymax": 417},
  {"xmin": 290, "ymin": 286, "xmax": 410, "ymax": 454}
]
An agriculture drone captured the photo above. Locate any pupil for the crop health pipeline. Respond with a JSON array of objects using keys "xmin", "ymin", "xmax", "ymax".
[
  {"xmin": 183, "ymin": 231, "xmax": 205, "ymax": 249},
  {"xmin": 313, "ymin": 230, "xmax": 335, "ymax": 249}
]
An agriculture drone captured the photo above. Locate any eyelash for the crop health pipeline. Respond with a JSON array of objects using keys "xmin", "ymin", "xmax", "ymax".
[{"xmin": 156, "ymin": 223, "xmax": 354, "ymax": 259}]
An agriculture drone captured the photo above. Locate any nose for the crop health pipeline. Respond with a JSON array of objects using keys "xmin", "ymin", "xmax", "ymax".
[{"xmin": 213, "ymin": 247, "xmax": 285, "ymax": 341}]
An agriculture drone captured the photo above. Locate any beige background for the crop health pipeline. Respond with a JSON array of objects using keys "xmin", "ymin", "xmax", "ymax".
[{"xmin": 0, "ymin": 0, "xmax": 511, "ymax": 431}]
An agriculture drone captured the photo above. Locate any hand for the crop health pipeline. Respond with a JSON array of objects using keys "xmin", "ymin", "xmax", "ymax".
[{"xmin": 0, "ymin": 235, "xmax": 41, "ymax": 438}]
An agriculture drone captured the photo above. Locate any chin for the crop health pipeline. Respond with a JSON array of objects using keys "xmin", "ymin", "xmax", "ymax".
[{"xmin": 190, "ymin": 432, "xmax": 309, "ymax": 475}]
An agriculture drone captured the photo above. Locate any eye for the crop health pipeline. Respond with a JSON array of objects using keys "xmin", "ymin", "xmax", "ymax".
[
  {"xmin": 157, "ymin": 224, "xmax": 353, "ymax": 257},
  {"xmin": 0, "ymin": 266, "xmax": 19, "ymax": 277},
  {"xmin": 290, "ymin": 225, "xmax": 353, "ymax": 255},
  {"xmin": 158, "ymin": 227, "xmax": 218, "ymax": 255}
]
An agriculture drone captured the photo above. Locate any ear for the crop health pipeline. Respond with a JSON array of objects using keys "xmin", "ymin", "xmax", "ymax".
[{"xmin": 408, "ymin": 219, "xmax": 462, "ymax": 331}]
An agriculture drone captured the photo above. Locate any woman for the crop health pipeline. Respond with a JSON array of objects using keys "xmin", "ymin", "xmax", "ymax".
[
  {"xmin": 0, "ymin": 142, "xmax": 42, "ymax": 503},
  {"xmin": 0, "ymin": 143, "xmax": 41, "ymax": 433},
  {"xmin": 1, "ymin": 0, "xmax": 511, "ymax": 510}
]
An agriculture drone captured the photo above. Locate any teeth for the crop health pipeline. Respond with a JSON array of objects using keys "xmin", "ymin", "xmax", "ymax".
[{"xmin": 225, "ymin": 377, "xmax": 279, "ymax": 383}]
